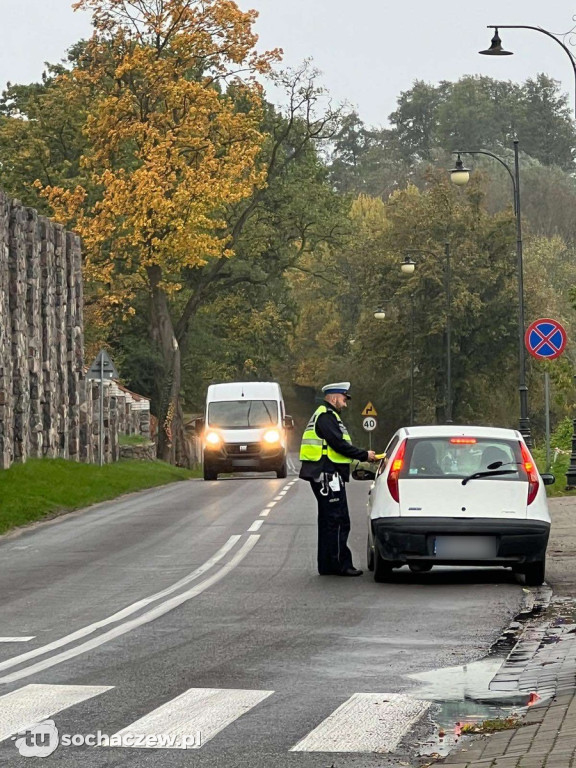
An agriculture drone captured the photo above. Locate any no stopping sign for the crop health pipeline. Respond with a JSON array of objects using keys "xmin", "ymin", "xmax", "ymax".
[{"xmin": 525, "ymin": 318, "xmax": 567, "ymax": 360}]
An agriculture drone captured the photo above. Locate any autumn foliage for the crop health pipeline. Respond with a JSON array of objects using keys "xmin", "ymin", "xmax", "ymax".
[
  {"xmin": 35, "ymin": 0, "xmax": 281, "ymax": 462},
  {"xmin": 41, "ymin": 0, "xmax": 279, "ymax": 310}
]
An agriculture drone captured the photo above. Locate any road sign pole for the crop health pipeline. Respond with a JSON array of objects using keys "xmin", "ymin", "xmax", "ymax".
[
  {"xmin": 369, "ymin": 431, "xmax": 372, "ymax": 451},
  {"xmin": 544, "ymin": 372, "xmax": 551, "ymax": 472},
  {"xmin": 99, "ymin": 354, "xmax": 104, "ymax": 467}
]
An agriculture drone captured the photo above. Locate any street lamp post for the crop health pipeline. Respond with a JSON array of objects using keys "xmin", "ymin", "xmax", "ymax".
[
  {"xmin": 479, "ymin": 25, "xmax": 576, "ymax": 118},
  {"xmin": 402, "ymin": 245, "xmax": 453, "ymax": 424},
  {"xmin": 478, "ymin": 19, "xmax": 576, "ymax": 474},
  {"xmin": 450, "ymin": 143, "xmax": 532, "ymax": 447},
  {"xmin": 409, "ymin": 292, "xmax": 415, "ymax": 426}
]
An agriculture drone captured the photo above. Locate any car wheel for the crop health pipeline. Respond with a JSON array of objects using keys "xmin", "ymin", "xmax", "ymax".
[
  {"xmin": 203, "ymin": 465, "xmax": 218, "ymax": 481},
  {"xmin": 276, "ymin": 462, "xmax": 288, "ymax": 479},
  {"xmin": 367, "ymin": 535, "xmax": 374, "ymax": 572},
  {"xmin": 524, "ymin": 560, "xmax": 546, "ymax": 587},
  {"xmin": 409, "ymin": 563, "xmax": 433, "ymax": 573},
  {"xmin": 373, "ymin": 546, "xmax": 393, "ymax": 583}
]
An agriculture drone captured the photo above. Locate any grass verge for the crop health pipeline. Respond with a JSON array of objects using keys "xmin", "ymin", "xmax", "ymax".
[
  {"xmin": 532, "ymin": 448, "xmax": 573, "ymax": 496},
  {"xmin": 0, "ymin": 458, "xmax": 200, "ymax": 535},
  {"xmin": 118, "ymin": 433, "xmax": 152, "ymax": 446},
  {"xmin": 460, "ymin": 716, "xmax": 521, "ymax": 734}
]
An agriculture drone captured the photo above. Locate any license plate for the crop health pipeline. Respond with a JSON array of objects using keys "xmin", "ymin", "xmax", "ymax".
[{"xmin": 434, "ymin": 536, "xmax": 496, "ymax": 559}]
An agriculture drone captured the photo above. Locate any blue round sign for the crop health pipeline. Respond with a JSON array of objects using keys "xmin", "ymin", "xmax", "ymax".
[{"xmin": 525, "ymin": 318, "xmax": 567, "ymax": 360}]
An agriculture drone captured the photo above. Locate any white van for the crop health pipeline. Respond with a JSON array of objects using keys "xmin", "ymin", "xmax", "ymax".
[{"xmin": 201, "ymin": 382, "xmax": 294, "ymax": 481}]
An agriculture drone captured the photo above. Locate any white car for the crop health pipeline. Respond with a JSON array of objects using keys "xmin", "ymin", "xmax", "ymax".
[{"xmin": 362, "ymin": 426, "xmax": 554, "ymax": 586}]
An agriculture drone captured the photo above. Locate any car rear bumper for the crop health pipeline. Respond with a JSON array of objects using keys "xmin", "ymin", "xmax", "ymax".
[{"xmin": 372, "ymin": 517, "xmax": 550, "ymax": 566}]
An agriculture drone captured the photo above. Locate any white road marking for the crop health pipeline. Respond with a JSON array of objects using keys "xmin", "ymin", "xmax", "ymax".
[
  {"xmin": 290, "ymin": 693, "xmax": 430, "ymax": 753},
  {"xmin": 259, "ymin": 510, "xmax": 270, "ymax": 517},
  {"xmin": 279, "ymin": 492, "xmax": 287, "ymax": 496},
  {"xmin": 110, "ymin": 687, "xmax": 273, "ymax": 750},
  {"xmin": 0, "ymin": 536, "xmax": 241, "ymax": 676},
  {"xmin": 0, "ymin": 684, "xmax": 113, "ymax": 743},
  {"xmin": 273, "ymin": 496, "xmax": 283, "ymax": 501},
  {"xmin": 282, "ymin": 485, "xmax": 291, "ymax": 492},
  {"xmin": 0, "ymin": 537, "xmax": 260, "ymax": 684},
  {"xmin": 0, "ymin": 637, "xmax": 35, "ymax": 642},
  {"xmin": 247, "ymin": 520, "xmax": 263, "ymax": 532},
  {"xmin": 266, "ymin": 502, "xmax": 276, "ymax": 508}
]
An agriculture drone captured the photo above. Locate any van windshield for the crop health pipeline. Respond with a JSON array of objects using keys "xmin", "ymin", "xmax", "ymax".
[
  {"xmin": 400, "ymin": 438, "xmax": 524, "ymax": 480},
  {"xmin": 208, "ymin": 400, "xmax": 278, "ymax": 429}
]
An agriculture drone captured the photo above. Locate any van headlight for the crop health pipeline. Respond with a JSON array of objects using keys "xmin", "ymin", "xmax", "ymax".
[
  {"xmin": 205, "ymin": 431, "xmax": 222, "ymax": 448},
  {"xmin": 262, "ymin": 429, "xmax": 281, "ymax": 444}
]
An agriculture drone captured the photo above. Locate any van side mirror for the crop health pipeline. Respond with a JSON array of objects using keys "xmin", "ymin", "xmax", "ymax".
[
  {"xmin": 541, "ymin": 473, "xmax": 555, "ymax": 486},
  {"xmin": 194, "ymin": 417, "xmax": 205, "ymax": 432},
  {"xmin": 283, "ymin": 415, "xmax": 295, "ymax": 430}
]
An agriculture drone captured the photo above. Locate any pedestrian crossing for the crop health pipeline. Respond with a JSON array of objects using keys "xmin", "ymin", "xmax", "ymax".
[
  {"xmin": 0, "ymin": 684, "xmax": 113, "ymax": 744},
  {"xmin": 0, "ymin": 683, "xmax": 431, "ymax": 754},
  {"xmin": 112, "ymin": 687, "xmax": 274, "ymax": 750},
  {"xmin": 291, "ymin": 692, "xmax": 431, "ymax": 753}
]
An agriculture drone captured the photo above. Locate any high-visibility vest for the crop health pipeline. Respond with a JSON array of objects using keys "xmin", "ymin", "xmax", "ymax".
[{"xmin": 299, "ymin": 405, "xmax": 353, "ymax": 464}]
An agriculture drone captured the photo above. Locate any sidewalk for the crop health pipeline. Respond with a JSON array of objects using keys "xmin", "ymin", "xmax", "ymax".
[{"xmin": 429, "ymin": 496, "xmax": 576, "ymax": 768}]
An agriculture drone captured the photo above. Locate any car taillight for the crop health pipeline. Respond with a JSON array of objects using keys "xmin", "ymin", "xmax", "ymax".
[
  {"xmin": 520, "ymin": 441, "xmax": 539, "ymax": 505},
  {"xmin": 387, "ymin": 439, "xmax": 407, "ymax": 503}
]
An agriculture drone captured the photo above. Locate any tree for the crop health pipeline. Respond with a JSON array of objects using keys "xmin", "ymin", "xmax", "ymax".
[
  {"xmin": 389, "ymin": 80, "xmax": 444, "ymax": 162},
  {"xmin": 37, "ymin": 0, "xmax": 281, "ymax": 464},
  {"xmin": 0, "ymin": 55, "xmax": 88, "ymax": 211}
]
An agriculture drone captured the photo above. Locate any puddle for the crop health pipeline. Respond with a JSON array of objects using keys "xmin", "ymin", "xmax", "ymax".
[{"xmin": 409, "ymin": 656, "xmax": 530, "ymax": 757}]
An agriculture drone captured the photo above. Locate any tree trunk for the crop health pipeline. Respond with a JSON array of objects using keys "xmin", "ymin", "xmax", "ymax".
[{"xmin": 147, "ymin": 265, "xmax": 191, "ymax": 467}]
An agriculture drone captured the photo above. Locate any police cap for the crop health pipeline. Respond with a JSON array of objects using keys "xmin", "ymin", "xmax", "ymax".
[{"xmin": 322, "ymin": 381, "xmax": 351, "ymax": 400}]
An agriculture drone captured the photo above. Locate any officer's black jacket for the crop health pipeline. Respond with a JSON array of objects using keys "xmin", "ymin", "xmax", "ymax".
[{"xmin": 299, "ymin": 401, "xmax": 369, "ymax": 482}]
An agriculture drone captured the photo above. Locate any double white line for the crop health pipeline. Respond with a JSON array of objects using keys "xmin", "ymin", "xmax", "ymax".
[{"xmin": 0, "ymin": 535, "xmax": 259, "ymax": 685}]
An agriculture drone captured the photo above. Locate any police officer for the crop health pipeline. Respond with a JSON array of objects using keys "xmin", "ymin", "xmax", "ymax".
[{"xmin": 299, "ymin": 382, "xmax": 376, "ymax": 576}]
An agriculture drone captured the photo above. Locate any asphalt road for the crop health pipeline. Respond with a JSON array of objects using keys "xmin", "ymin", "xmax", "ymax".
[{"xmin": 0, "ymin": 468, "xmax": 525, "ymax": 767}]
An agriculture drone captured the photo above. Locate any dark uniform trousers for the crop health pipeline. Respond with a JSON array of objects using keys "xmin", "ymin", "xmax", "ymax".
[{"xmin": 310, "ymin": 477, "xmax": 354, "ymax": 574}]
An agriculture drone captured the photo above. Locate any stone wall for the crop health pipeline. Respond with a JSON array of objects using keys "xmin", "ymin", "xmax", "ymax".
[
  {"xmin": 0, "ymin": 190, "xmax": 151, "ymax": 469},
  {"xmin": 0, "ymin": 191, "xmax": 84, "ymax": 469}
]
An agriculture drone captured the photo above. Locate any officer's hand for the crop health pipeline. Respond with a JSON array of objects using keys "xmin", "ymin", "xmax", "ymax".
[{"xmin": 367, "ymin": 450, "xmax": 376, "ymax": 462}]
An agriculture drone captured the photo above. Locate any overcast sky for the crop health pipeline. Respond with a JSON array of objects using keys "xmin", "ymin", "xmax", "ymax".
[{"xmin": 2, "ymin": 1, "xmax": 575, "ymax": 125}]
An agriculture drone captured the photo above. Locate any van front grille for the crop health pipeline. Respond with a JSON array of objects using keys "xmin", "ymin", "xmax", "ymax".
[{"xmin": 225, "ymin": 442, "xmax": 261, "ymax": 457}]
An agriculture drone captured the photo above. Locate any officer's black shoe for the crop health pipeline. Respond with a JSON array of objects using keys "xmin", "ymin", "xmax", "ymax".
[{"xmin": 340, "ymin": 567, "xmax": 363, "ymax": 577}]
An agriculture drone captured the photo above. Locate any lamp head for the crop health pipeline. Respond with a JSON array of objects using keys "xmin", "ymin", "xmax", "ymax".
[
  {"xmin": 374, "ymin": 308, "xmax": 386, "ymax": 320},
  {"xmin": 400, "ymin": 256, "xmax": 416, "ymax": 275},
  {"xmin": 479, "ymin": 27, "xmax": 513, "ymax": 56},
  {"xmin": 449, "ymin": 153, "xmax": 471, "ymax": 186}
]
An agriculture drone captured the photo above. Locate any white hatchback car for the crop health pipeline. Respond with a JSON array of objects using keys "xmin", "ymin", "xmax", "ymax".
[{"xmin": 362, "ymin": 426, "xmax": 554, "ymax": 585}]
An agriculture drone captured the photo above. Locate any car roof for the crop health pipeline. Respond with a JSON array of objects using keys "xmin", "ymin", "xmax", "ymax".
[{"xmin": 399, "ymin": 425, "xmax": 523, "ymax": 440}]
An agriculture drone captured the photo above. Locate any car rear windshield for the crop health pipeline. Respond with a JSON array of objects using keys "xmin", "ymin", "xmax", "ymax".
[
  {"xmin": 208, "ymin": 400, "xmax": 278, "ymax": 428},
  {"xmin": 399, "ymin": 437, "xmax": 525, "ymax": 481}
]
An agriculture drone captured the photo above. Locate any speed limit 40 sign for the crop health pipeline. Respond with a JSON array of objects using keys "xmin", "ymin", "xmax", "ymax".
[{"xmin": 363, "ymin": 416, "xmax": 377, "ymax": 432}]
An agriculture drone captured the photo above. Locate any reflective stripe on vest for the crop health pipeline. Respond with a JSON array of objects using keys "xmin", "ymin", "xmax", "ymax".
[{"xmin": 299, "ymin": 404, "xmax": 352, "ymax": 464}]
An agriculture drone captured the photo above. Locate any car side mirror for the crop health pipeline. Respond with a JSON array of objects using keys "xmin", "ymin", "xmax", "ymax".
[
  {"xmin": 283, "ymin": 415, "xmax": 295, "ymax": 430},
  {"xmin": 541, "ymin": 473, "xmax": 555, "ymax": 486},
  {"xmin": 352, "ymin": 468, "xmax": 376, "ymax": 481}
]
